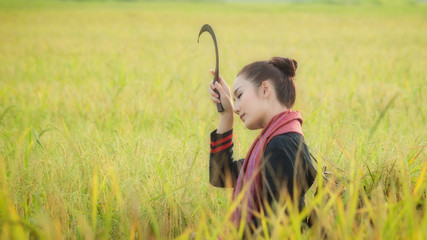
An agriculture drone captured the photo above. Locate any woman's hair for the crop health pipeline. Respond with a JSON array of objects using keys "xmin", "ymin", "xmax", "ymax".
[{"xmin": 237, "ymin": 57, "xmax": 298, "ymax": 108}]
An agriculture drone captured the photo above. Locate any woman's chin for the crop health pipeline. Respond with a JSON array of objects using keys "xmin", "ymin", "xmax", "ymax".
[
  {"xmin": 245, "ymin": 120, "xmax": 263, "ymax": 130},
  {"xmin": 245, "ymin": 121, "xmax": 256, "ymax": 130}
]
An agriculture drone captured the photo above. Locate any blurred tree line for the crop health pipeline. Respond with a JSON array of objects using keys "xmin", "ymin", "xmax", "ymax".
[{"xmin": 60, "ymin": 0, "xmax": 422, "ymax": 4}]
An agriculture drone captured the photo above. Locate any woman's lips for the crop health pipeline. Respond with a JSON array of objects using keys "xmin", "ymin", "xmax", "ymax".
[{"xmin": 240, "ymin": 114, "xmax": 245, "ymax": 120}]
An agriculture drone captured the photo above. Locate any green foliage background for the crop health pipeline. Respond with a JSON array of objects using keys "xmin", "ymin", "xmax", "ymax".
[{"xmin": 0, "ymin": 0, "xmax": 426, "ymax": 239}]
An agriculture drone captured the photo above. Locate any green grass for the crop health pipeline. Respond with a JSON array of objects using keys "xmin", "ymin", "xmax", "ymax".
[{"xmin": 0, "ymin": 0, "xmax": 426, "ymax": 239}]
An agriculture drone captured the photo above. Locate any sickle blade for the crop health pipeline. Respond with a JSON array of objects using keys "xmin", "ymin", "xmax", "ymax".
[
  {"xmin": 198, "ymin": 24, "xmax": 224, "ymax": 112},
  {"xmin": 197, "ymin": 24, "xmax": 219, "ymax": 82}
]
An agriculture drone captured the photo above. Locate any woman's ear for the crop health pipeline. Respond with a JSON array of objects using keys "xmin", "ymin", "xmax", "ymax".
[{"xmin": 261, "ymin": 80, "xmax": 272, "ymax": 98}]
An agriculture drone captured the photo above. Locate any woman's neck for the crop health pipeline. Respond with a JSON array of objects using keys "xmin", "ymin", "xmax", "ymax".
[{"xmin": 261, "ymin": 104, "xmax": 289, "ymax": 128}]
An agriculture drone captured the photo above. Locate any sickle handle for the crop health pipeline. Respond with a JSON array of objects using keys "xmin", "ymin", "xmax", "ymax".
[
  {"xmin": 213, "ymin": 65, "xmax": 223, "ymax": 112},
  {"xmin": 198, "ymin": 24, "xmax": 224, "ymax": 112},
  {"xmin": 214, "ymin": 89, "xmax": 224, "ymax": 112}
]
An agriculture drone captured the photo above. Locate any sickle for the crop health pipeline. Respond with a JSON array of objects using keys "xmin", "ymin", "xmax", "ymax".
[{"xmin": 198, "ymin": 24, "xmax": 224, "ymax": 112}]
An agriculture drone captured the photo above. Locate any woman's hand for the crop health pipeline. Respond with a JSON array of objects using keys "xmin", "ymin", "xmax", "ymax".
[{"xmin": 208, "ymin": 69, "xmax": 234, "ymax": 116}]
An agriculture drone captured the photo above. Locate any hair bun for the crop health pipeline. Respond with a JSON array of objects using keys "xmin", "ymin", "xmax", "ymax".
[{"xmin": 269, "ymin": 57, "xmax": 298, "ymax": 78}]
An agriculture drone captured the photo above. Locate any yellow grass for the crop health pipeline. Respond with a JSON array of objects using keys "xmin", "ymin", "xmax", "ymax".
[{"xmin": 0, "ymin": 0, "xmax": 426, "ymax": 239}]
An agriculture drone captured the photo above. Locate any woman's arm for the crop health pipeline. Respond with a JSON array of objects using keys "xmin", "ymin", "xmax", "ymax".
[
  {"xmin": 207, "ymin": 69, "xmax": 243, "ymax": 187},
  {"xmin": 209, "ymin": 128, "xmax": 244, "ymax": 188},
  {"xmin": 217, "ymin": 112, "xmax": 234, "ymax": 134}
]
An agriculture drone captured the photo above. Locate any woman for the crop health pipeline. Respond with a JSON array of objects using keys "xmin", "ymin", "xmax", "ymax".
[{"xmin": 208, "ymin": 57, "xmax": 317, "ymax": 236}]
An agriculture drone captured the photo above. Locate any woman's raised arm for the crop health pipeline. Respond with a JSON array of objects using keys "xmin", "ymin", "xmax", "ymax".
[
  {"xmin": 208, "ymin": 69, "xmax": 235, "ymax": 134},
  {"xmin": 209, "ymin": 128, "xmax": 244, "ymax": 188},
  {"xmin": 207, "ymin": 70, "xmax": 243, "ymax": 187}
]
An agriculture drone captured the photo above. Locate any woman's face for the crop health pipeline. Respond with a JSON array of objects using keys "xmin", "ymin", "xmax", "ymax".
[{"xmin": 232, "ymin": 75, "xmax": 267, "ymax": 130}]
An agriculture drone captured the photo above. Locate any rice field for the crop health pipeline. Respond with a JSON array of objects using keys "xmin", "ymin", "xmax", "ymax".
[{"xmin": 0, "ymin": 0, "xmax": 426, "ymax": 239}]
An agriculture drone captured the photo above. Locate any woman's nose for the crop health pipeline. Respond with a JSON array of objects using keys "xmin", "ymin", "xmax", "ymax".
[{"xmin": 234, "ymin": 105, "xmax": 240, "ymax": 115}]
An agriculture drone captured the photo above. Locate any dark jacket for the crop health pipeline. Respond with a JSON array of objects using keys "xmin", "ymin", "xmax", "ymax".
[{"xmin": 209, "ymin": 128, "xmax": 317, "ymax": 231}]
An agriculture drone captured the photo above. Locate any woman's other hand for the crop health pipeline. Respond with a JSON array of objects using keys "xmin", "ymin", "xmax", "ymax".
[{"xmin": 208, "ymin": 69, "xmax": 234, "ymax": 115}]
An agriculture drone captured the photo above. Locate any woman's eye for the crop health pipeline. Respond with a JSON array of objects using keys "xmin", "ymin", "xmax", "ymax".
[{"xmin": 238, "ymin": 94, "xmax": 242, "ymax": 99}]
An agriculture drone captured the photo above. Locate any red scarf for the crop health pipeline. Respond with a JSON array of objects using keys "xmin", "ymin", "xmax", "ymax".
[{"xmin": 230, "ymin": 109, "xmax": 303, "ymax": 226}]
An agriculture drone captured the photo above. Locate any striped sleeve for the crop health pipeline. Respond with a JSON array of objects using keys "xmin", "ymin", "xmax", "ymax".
[
  {"xmin": 210, "ymin": 128, "xmax": 233, "ymax": 154},
  {"xmin": 209, "ymin": 128, "xmax": 243, "ymax": 188}
]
